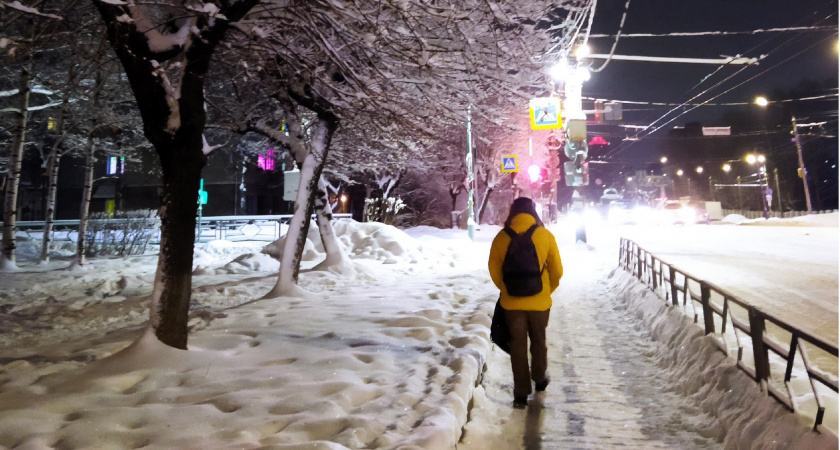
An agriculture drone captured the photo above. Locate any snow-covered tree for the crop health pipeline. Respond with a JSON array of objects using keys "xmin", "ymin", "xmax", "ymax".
[
  {"xmin": 93, "ymin": 0, "xmax": 261, "ymax": 348},
  {"xmin": 237, "ymin": 0, "xmax": 565, "ymax": 288}
]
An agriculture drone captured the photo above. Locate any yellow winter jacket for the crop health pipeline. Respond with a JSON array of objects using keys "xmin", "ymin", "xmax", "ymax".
[{"xmin": 488, "ymin": 213, "xmax": 563, "ymax": 311}]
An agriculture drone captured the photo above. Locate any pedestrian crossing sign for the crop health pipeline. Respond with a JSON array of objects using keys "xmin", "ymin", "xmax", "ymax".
[{"xmin": 501, "ymin": 155, "xmax": 518, "ymax": 173}]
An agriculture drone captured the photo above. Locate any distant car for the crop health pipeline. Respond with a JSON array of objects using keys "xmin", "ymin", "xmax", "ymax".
[
  {"xmin": 607, "ymin": 200, "xmax": 637, "ymax": 225},
  {"xmin": 600, "ymin": 188, "xmax": 622, "ymax": 205},
  {"xmin": 689, "ymin": 203, "xmax": 711, "ymax": 224},
  {"xmin": 658, "ymin": 201, "xmax": 696, "ymax": 225}
]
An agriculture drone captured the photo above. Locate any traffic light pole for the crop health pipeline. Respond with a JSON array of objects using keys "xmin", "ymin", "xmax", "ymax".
[{"xmin": 466, "ymin": 106, "xmax": 476, "ymax": 241}]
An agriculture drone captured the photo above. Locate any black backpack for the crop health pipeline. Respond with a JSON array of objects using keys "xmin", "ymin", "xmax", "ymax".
[{"xmin": 502, "ymin": 224, "xmax": 544, "ymax": 296}]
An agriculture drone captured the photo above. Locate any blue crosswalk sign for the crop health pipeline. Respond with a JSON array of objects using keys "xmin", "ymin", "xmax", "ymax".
[{"xmin": 501, "ymin": 155, "xmax": 518, "ymax": 173}]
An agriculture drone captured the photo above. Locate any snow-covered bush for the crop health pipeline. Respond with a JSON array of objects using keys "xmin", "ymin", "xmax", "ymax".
[{"xmin": 84, "ymin": 210, "xmax": 159, "ymax": 257}]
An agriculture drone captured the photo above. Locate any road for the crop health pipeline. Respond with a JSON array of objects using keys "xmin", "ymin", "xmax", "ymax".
[{"xmin": 612, "ymin": 222, "xmax": 838, "ymax": 345}]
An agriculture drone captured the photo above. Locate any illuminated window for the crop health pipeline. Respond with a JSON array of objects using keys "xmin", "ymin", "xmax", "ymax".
[
  {"xmin": 106, "ymin": 156, "xmax": 125, "ymax": 175},
  {"xmin": 258, "ymin": 149, "xmax": 276, "ymax": 171}
]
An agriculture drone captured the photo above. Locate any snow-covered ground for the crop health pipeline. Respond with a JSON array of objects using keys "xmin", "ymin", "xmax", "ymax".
[{"xmin": 0, "ymin": 214, "xmax": 836, "ymax": 449}]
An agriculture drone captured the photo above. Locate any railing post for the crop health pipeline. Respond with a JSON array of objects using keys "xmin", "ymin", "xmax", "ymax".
[
  {"xmin": 701, "ymin": 283, "xmax": 714, "ymax": 334},
  {"xmin": 619, "ymin": 238, "xmax": 625, "ymax": 268},
  {"xmin": 636, "ymin": 247, "xmax": 642, "ymax": 280},
  {"xmin": 669, "ymin": 266, "xmax": 678, "ymax": 306},
  {"xmin": 784, "ymin": 335, "xmax": 798, "ymax": 383},
  {"xmin": 748, "ymin": 308, "xmax": 771, "ymax": 385},
  {"xmin": 651, "ymin": 258, "xmax": 658, "ymax": 290}
]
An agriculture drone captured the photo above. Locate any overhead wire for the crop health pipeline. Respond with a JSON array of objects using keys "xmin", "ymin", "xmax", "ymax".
[
  {"xmin": 589, "ymin": 0, "xmax": 631, "ymax": 72},
  {"xmin": 601, "ymin": 11, "xmax": 838, "ymax": 160}
]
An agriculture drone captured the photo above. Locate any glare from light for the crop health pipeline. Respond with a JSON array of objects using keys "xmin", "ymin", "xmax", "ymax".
[
  {"xmin": 755, "ymin": 96, "xmax": 769, "ymax": 107},
  {"xmin": 746, "ymin": 154, "xmax": 757, "ymax": 164},
  {"xmin": 575, "ymin": 66, "xmax": 591, "ymax": 81},
  {"xmin": 575, "ymin": 44, "xmax": 591, "ymax": 59},
  {"xmin": 723, "ymin": 164, "xmax": 731, "ymax": 173},
  {"xmin": 340, "ymin": 194, "xmax": 348, "ymax": 203},
  {"xmin": 627, "ymin": 176, "xmax": 633, "ymax": 182},
  {"xmin": 660, "ymin": 156, "xmax": 667, "ymax": 164},
  {"xmin": 676, "ymin": 169, "xmax": 684, "ymax": 176},
  {"xmin": 528, "ymin": 164, "xmax": 541, "ymax": 183},
  {"xmin": 549, "ymin": 59, "xmax": 569, "ymax": 81},
  {"xmin": 696, "ymin": 166, "xmax": 703, "ymax": 174},
  {"xmin": 758, "ymin": 155, "xmax": 766, "ymax": 163}
]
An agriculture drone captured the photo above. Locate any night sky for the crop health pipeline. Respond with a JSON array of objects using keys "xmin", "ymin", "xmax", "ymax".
[{"xmin": 583, "ymin": 0, "xmax": 838, "ymax": 127}]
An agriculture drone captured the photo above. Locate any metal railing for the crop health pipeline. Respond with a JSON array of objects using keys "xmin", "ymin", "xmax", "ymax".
[
  {"xmin": 720, "ymin": 208, "xmax": 838, "ymax": 220},
  {"xmin": 619, "ymin": 237, "xmax": 838, "ymax": 431},
  {"xmin": 7, "ymin": 214, "xmax": 354, "ymax": 243}
]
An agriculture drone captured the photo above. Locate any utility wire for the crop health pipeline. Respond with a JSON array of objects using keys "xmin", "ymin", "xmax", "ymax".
[
  {"xmin": 590, "ymin": 0, "xmax": 631, "ymax": 73},
  {"xmin": 588, "ymin": 26, "xmax": 837, "ymax": 39},
  {"xmin": 602, "ymin": 18, "xmax": 837, "ymax": 160}
]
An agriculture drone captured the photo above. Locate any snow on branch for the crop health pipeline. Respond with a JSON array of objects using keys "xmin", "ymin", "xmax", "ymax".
[{"xmin": 2, "ymin": 1, "xmax": 63, "ymax": 20}]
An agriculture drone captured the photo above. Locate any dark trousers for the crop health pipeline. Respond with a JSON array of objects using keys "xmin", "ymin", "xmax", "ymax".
[{"xmin": 505, "ymin": 309, "xmax": 550, "ymax": 397}]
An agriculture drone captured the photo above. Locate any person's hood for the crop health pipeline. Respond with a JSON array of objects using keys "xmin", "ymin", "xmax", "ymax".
[{"xmin": 509, "ymin": 213, "xmax": 537, "ymax": 233}]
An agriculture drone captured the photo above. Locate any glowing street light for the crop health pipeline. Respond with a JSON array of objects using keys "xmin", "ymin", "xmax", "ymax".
[
  {"xmin": 722, "ymin": 164, "xmax": 731, "ymax": 173},
  {"xmin": 575, "ymin": 44, "xmax": 591, "ymax": 59},
  {"xmin": 676, "ymin": 169, "xmax": 684, "ymax": 176},
  {"xmin": 746, "ymin": 153, "xmax": 770, "ymax": 219},
  {"xmin": 696, "ymin": 166, "xmax": 704, "ymax": 174},
  {"xmin": 755, "ymin": 96, "xmax": 769, "ymax": 107},
  {"xmin": 528, "ymin": 164, "xmax": 541, "ymax": 183},
  {"xmin": 660, "ymin": 156, "xmax": 668, "ymax": 164}
]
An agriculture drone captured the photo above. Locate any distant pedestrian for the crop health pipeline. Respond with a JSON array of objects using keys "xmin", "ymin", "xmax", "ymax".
[{"xmin": 488, "ymin": 197, "xmax": 563, "ymax": 409}]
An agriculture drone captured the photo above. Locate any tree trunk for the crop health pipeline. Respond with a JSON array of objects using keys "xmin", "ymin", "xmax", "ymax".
[
  {"xmin": 477, "ymin": 185, "xmax": 494, "ymax": 225},
  {"xmin": 94, "ymin": 0, "xmax": 258, "ymax": 349},
  {"xmin": 73, "ymin": 136, "xmax": 95, "ymax": 268},
  {"xmin": 1, "ymin": 65, "xmax": 31, "ymax": 270},
  {"xmin": 313, "ymin": 176, "xmax": 350, "ymax": 270},
  {"xmin": 40, "ymin": 92, "xmax": 70, "ymax": 264},
  {"xmin": 268, "ymin": 116, "xmax": 337, "ymax": 297},
  {"xmin": 149, "ymin": 149, "xmax": 203, "ymax": 349},
  {"xmin": 449, "ymin": 183, "xmax": 462, "ymax": 229}
]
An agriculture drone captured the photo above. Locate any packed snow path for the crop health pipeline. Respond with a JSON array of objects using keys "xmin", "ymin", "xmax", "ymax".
[
  {"xmin": 461, "ymin": 244, "xmax": 722, "ymax": 449},
  {"xmin": 0, "ymin": 218, "xmax": 834, "ymax": 449}
]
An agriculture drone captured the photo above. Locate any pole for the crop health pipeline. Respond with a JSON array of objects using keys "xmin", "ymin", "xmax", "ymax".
[
  {"xmin": 759, "ymin": 164, "xmax": 769, "ymax": 219},
  {"xmin": 791, "ymin": 116, "xmax": 813, "ymax": 214},
  {"xmin": 466, "ymin": 106, "xmax": 476, "ymax": 241},
  {"xmin": 774, "ymin": 168, "xmax": 783, "ymax": 216},
  {"xmin": 197, "ymin": 178, "xmax": 203, "ymax": 243},
  {"xmin": 708, "ymin": 177, "xmax": 714, "ymax": 201},
  {"xmin": 737, "ymin": 176, "xmax": 742, "ymax": 211}
]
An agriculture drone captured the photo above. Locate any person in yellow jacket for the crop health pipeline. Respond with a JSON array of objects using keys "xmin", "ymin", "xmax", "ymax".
[{"xmin": 488, "ymin": 197, "xmax": 563, "ymax": 408}]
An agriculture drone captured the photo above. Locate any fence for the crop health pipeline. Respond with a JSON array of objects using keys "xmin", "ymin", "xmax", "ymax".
[
  {"xmin": 619, "ymin": 238, "xmax": 838, "ymax": 431},
  {"xmin": 8, "ymin": 214, "xmax": 354, "ymax": 244},
  {"xmin": 720, "ymin": 209, "xmax": 838, "ymax": 220}
]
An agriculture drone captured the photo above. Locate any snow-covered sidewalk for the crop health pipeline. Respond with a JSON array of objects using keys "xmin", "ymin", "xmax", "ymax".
[
  {"xmin": 0, "ymin": 219, "xmax": 835, "ymax": 449},
  {"xmin": 462, "ymin": 242, "xmax": 836, "ymax": 449}
]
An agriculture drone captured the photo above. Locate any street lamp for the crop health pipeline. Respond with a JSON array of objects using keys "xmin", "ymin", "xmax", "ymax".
[
  {"xmin": 755, "ymin": 96, "xmax": 812, "ymax": 213},
  {"xmin": 746, "ymin": 153, "xmax": 770, "ymax": 219},
  {"xmin": 722, "ymin": 163, "xmax": 731, "ymax": 173}
]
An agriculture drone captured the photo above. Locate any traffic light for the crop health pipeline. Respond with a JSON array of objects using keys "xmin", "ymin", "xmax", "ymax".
[{"xmin": 528, "ymin": 164, "xmax": 541, "ymax": 183}]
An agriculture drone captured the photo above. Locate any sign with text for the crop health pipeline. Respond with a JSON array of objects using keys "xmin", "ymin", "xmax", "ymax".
[
  {"xmin": 501, "ymin": 155, "xmax": 518, "ymax": 173},
  {"xmin": 529, "ymin": 97, "xmax": 562, "ymax": 130}
]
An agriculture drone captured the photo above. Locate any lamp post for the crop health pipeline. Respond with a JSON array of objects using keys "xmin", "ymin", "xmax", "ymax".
[
  {"xmin": 747, "ymin": 153, "xmax": 769, "ymax": 219},
  {"xmin": 755, "ymin": 96, "xmax": 813, "ymax": 214}
]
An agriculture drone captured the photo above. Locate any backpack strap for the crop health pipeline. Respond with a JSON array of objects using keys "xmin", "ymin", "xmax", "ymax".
[
  {"xmin": 523, "ymin": 224, "xmax": 538, "ymax": 237},
  {"xmin": 503, "ymin": 224, "xmax": 538, "ymax": 238},
  {"xmin": 503, "ymin": 226, "xmax": 516, "ymax": 238},
  {"xmin": 522, "ymin": 224, "xmax": 546, "ymax": 274}
]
